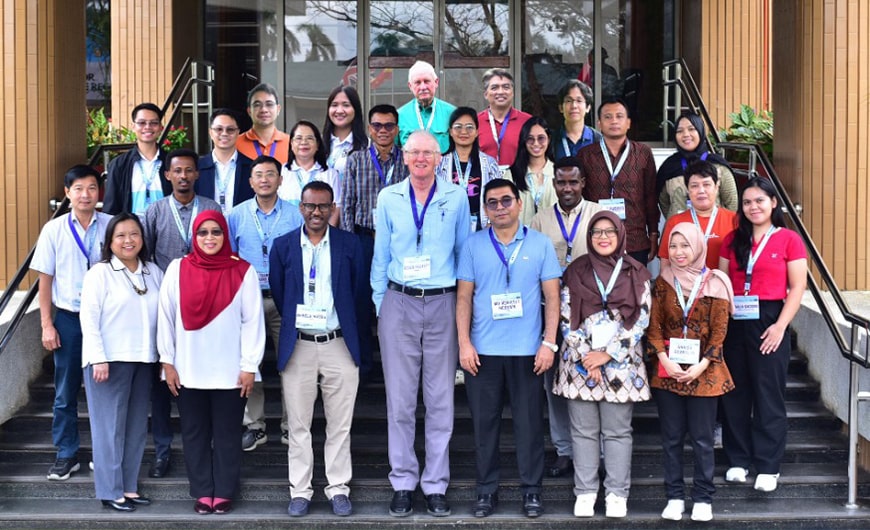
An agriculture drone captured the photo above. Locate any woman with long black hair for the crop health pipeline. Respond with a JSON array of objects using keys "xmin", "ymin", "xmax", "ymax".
[{"xmin": 508, "ymin": 116, "xmax": 556, "ymax": 225}]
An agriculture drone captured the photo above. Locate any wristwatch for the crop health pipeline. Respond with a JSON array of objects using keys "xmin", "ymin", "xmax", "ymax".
[{"xmin": 542, "ymin": 340, "xmax": 558, "ymax": 353}]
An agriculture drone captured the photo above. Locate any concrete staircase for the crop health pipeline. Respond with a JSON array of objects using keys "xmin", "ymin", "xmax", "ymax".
[{"xmin": 0, "ymin": 332, "xmax": 869, "ymax": 529}]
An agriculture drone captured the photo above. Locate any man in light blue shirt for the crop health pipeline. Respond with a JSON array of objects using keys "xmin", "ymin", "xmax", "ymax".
[
  {"xmin": 456, "ymin": 178, "xmax": 561, "ymax": 519},
  {"xmin": 396, "ymin": 61, "xmax": 457, "ymax": 152},
  {"xmin": 371, "ymin": 130, "xmax": 470, "ymax": 518},
  {"xmin": 228, "ymin": 154, "xmax": 303, "ymax": 451}
]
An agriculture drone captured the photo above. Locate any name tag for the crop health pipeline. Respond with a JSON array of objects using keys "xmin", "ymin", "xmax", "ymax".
[
  {"xmin": 733, "ymin": 295, "xmax": 760, "ymax": 320},
  {"xmin": 470, "ymin": 215, "xmax": 478, "ymax": 233},
  {"xmin": 668, "ymin": 337, "xmax": 701, "ymax": 365},
  {"xmin": 257, "ymin": 272, "xmax": 269, "ymax": 286},
  {"xmin": 590, "ymin": 320, "xmax": 619, "ymax": 350},
  {"xmin": 403, "ymin": 255, "xmax": 431, "ymax": 281},
  {"xmin": 491, "ymin": 292, "xmax": 523, "ymax": 320},
  {"xmin": 296, "ymin": 304, "xmax": 328, "ymax": 329},
  {"xmin": 599, "ymin": 198, "xmax": 626, "ymax": 219}
]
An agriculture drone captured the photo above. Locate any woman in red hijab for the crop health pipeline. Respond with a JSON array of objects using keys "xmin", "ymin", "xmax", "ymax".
[{"xmin": 157, "ymin": 210, "xmax": 265, "ymax": 515}]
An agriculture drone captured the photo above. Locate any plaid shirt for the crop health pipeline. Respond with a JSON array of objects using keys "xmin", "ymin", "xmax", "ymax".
[
  {"xmin": 341, "ymin": 145, "xmax": 409, "ymax": 231},
  {"xmin": 578, "ymin": 139, "xmax": 658, "ymax": 254}
]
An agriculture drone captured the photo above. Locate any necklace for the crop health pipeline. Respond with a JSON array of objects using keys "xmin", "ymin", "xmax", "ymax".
[{"xmin": 122, "ymin": 267, "xmax": 148, "ymax": 296}]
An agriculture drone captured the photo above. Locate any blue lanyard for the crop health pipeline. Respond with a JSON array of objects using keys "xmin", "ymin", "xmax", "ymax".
[
  {"xmin": 137, "ymin": 159, "xmax": 162, "ymax": 203},
  {"xmin": 554, "ymin": 203, "xmax": 583, "ymax": 264},
  {"xmin": 295, "ymin": 166, "xmax": 321, "ymax": 192},
  {"xmin": 307, "ymin": 244, "xmax": 320, "ymax": 304},
  {"xmin": 452, "ymin": 152, "xmax": 473, "ymax": 189},
  {"xmin": 254, "ymin": 142, "xmax": 277, "ymax": 158},
  {"xmin": 68, "ymin": 214, "xmax": 98, "ymax": 268},
  {"xmin": 680, "ymin": 151, "xmax": 709, "ymax": 171},
  {"xmin": 410, "ymin": 182, "xmax": 437, "ymax": 250},
  {"xmin": 216, "ymin": 157, "xmax": 237, "ymax": 207},
  {"xmin": 674, "ymin": 269, "xmax": 706, "ymax": 337},
  {"xmin": 744, "ymin": 225, "xmax": 777, "ymax": 295},
  {"xmin": 593, "ymin": 258, "xmax": 623, "ymax": 307},
  {"xmin": 251, "ymin": 199, "xmax": 283, "ymax": 263},
  {"xmin": 328, "ymin": 139, "xmax": 351, "ymax": 169},
  {"xmin": 169, "ymin": 197, "xmax": 199, "ymax": 252},
  {"xmin": 561, "ymin": 126, "xmax": 595, "ymax": 157},
  {"xmin": 369, "ymin": 145, "xmax": 395, "ymax": 187},
  {"xmin": 489, "ymin": 226, "xmax": 527, "ymax": 289},
  {"xmin": 488, "ymin": 109, "xmax": 511, "ymax": 163},
  {"xmin": 599, "ymin": 138, "xmax": 630, "ymax": 197}
]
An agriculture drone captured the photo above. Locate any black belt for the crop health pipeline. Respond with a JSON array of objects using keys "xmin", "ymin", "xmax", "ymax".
[
  {"xmin": 388, "ymin": 281, "xmax": 456, "ymax": 298},
  {"xmin": 261, "ymin": 289, "xmax": 272, "ymax": 298},
  {"xmin": 354, "ymin": 224, "xmax": 375, "ymax": 238},
  {"xmin": 297, "ymin": 329, "xmax": 342, "ymax": 343}
]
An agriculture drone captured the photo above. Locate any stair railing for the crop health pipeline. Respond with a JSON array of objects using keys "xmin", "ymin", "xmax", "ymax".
[{"xmin": 0, "ymin": 57, "xmax": 214, "ymax": 355}]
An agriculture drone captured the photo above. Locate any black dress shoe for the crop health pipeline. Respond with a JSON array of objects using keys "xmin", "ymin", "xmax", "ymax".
[
  {"xmin": 124, "ymin": 495, "xmax": 152, "ymax": 505},
  {"xmin": 473, "ymin": 493, "xmax": 497, "ymax": 518},
  {"xmin": 389, "ymin": 490, "xmax": 414, "ymax": 517},
  {"xmin": 547, "ymin": 455, "xmax": 573, "ymax": 477},
  {"xmin": 425, "ymin": 493, "xmax": 450, "ymax": 517},
  {"xmin": 102, "ymin": 499, "xmax": 136, "ymax": 512},
  {"xmin": 148, "ymin": 457, "xmax": 170, "ymax": 478},
  {"xmin": 523, "ymin": 493, "xmax": 543, "ymax": 518}
]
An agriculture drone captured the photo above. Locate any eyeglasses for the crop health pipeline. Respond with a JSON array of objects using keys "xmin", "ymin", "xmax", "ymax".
[
  {"xmin": 370, "ymin": 122, "xmax": 397, "ymax": 132},
  {"xmin": 301, "ymin": 202, "xmax": 332, "ymax": 213},
  {"xmin": 134, "ymin": 120, "xmax": 161, "ymax": 128},
  {"xmin": 196, "ymin": 228, "xmax": 224, "ymax": 237},
  {"xmin": 211, "ymin": 126, "xmax": 239, "ymax": 135},
  {"xmin": 484, "ymin": 197, "xmax": 516, "ymax": 210},
  {"xmin": 526, "ymin": 135, "xmax": 549, "ymax": 145},
  {"xmin": 404, "ymin": 149, "xmax": 437, "ymax": 160},
  {"xmin": 590, "ymin": 228, "xmax": 619, "ymax": 238},
  {"xmin": 451, "ymin": 123, "xmax": 476, "ymax": 132},
  {"xmin": 292, "ymin": 135, "xmax": 316, "ymax": 144},
  {"xmin": 562, "ymin": 98, "xmax": 587, "ymax": 107},
  {"xmin": 250, "ymin": 101, "xmax": 277, "ymax": 110}
]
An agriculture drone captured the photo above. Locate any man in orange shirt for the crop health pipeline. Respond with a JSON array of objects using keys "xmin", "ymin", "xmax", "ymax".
[
  {"xmin": 237, "ymin": 83, "xmax": 291, "ymax": 165},
  {"xmin": 658, "ymin": 160, "xmax": 737, "ymax": 269}
]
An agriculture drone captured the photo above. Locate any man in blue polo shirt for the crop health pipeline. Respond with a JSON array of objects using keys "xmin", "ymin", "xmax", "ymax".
[
  {"xmin": 456, "ymin": 178, "xmax": 561, "ymax": 519},
  {"xmin": 228, "ymin": 155, "xmax": 304, "ymax": 451}
]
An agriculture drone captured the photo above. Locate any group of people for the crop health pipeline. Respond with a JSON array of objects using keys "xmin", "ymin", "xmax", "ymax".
[{"xmin": 31, "ymin": 59, "xmax": 807, "ymax": 522}]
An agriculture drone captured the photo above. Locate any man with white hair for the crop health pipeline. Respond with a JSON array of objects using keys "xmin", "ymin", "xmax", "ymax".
[{"xmin": 397, "ymin": 61, "xmax": 457, "ymax": 153}]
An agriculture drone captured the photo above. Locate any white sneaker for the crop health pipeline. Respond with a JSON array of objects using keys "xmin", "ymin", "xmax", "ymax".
[
  {"xmin": 754, "ymin": 473, "xmax": 780, "ymax": 492},
  {"xmin": 573, "ymin": 493, "xmax": 596, "ymax": 517},
  {"xmin": 454, "ymin": 369, "xmax": 465, "ymax": 386},
  {"xmin": 604, "ymin": 492, "xmax": 627, "ymax": 518},
  {"xmin": 691, "ymin": 502, "xmax": 713, "ymax": 521},
  {"xmin": 725, "ymin": 466, "xmax": 749, "ymax": 483},
  {"xmin": 661, "ymin": 499, "xmax": 685, "ymax": 520}
]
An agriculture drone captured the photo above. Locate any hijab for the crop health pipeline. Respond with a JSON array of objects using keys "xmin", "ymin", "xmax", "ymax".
[
  {"xmin": 656, "ymin": 112, "xmax": 731, "ymax": 195},
  {"xmin": 659, "ymin": 222, "xmax": 734, "ymax": 311},
  {"xmin": 563, "ymin": 210, "xmax": 652, "ymax": 329},
  {"xmin": 179, "ymin": 210, "xmax": 250, "ymax": 331}
]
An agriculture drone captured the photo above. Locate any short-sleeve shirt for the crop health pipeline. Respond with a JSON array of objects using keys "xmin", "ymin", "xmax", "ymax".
[
  {"xmin": 659, "ymin": 207, "xmax": 738, "ymax": 269},
  {"xmin": 236, "ymin": 129, "xmax": 291, "ymax": 165},
  {"xmin": 457, "ymin": 226, "xmax": 562, "ymax": 357},
  {"xmin": 397, "ymin": 97, "xmax": 457, "ymax": 153},
  {"xmin": 720, "ymin": 228, "xmax": 807, "ymax": 300},
  {"xmin": 476, "ymin": 108, "xmax": 532, "ymax": 167}
]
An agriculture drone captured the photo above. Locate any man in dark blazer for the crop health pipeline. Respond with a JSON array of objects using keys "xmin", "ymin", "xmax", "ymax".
[
  {"xmin": 196, "ymin": 108, "xmax": 255, "ymax": 215},
  {"xmin": 269, "ymin": 180, "xmax": 367, "ymax": 518}
]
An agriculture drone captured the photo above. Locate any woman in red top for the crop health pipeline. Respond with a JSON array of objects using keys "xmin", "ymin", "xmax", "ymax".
[{"xmin": 718, "ymin": 177, "xmax": 807, "ymax": 493}]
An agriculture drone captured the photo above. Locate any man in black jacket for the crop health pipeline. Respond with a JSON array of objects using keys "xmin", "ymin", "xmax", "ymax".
[{"xmin": 195, "ymin": 108, "xmax": 255, "ymax": 215}]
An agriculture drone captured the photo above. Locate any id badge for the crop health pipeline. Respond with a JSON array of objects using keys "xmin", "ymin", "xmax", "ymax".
[
  {"xmin": 590, "ymin": 320, "xmax": 619, "ymax": 350},
  {"xmin": 403, "ymin": 255, "xmax": 431, "ymax": 281},
  {"xmin": 599, "ymin": 198, "xmax": 626, "ymax": 219},
  {"xmin": 470, "ymin": 215, "xmax": 478, "ymax": 233},
  {"xmin": 491, "ymin": 292, "xmax": 523, "ymax": 320},
  {"xmin": 257, "ymin": 272, "xmax": 269, "ymax": 286},
  {"xmin": 296, "ymin": 304, "xmax": 328, "ymax": 329},
  {"xmin": 733, "ymin": 295, "xmax": 761, "ymax": 320},
  {"xmin": 668, "ymin": 337, "xmax": 701, "ymax": 365}
]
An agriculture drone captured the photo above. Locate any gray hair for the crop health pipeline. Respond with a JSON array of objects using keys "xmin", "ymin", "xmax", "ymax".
[
  {"xmin": 482, "ymin": 68, "xmax": 514, "ymax": 90},
  {"xmin": 408, "ymin": 61, "xmax": 438, "ymax": 82}
]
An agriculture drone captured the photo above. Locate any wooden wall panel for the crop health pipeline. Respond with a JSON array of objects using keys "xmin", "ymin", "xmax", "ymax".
[{"xmin": 0, "ymin": 0, "xmax": 86, "ymax": 286}]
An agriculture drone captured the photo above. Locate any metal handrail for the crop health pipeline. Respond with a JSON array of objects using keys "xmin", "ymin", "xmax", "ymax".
[{"xmin": 662, "ymin": 58, "xmax": 721, "ymax": 152}]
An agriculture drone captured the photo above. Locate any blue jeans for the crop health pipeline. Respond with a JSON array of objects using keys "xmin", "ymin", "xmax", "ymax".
[{"xmin": 52, "ymin": 309, "xmax": 83, "ymax": 459}]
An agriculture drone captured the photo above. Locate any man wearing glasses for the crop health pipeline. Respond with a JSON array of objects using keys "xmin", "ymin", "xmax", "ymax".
[
  {"xmin": 103, "ymin": 102, "xmax": 171, "ymax": 216},
  {"xmin": 371, "ymin": 130, "xmax": 470, "ymax": 518},
  {"xmin": 397, "ymin": 61, "xmax": 457, "ymax": 153},
  {"xmin": 196, "ymin": 109, "xmax": 254, "ymax": 215},
  {"xmin": 476, "ymin": 69, "xmax": 531, "ymax": 169},
  {"xmin": 237, "ymin": 83, "xmax": 290, "ymax": 165},
  {"xmin": 227, "ymin": 155, "xmax": 303, "ymax": 452}
]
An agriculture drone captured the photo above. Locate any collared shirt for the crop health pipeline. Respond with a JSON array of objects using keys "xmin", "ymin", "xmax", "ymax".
[
  {"xmin": 476, "ymin": 107, "xmax": 532, "ymax": 167},
  {"xmin": 397, "ymin": 97, "xmax": 457, "ymax": 152},
  {"xmin": 278, "ymin": 161, "xmax": 343, "ymax": 206},
  {"xmin": 299, "ymin": 227, "xmax": 339, "ymax": 333},
  {"xmin": 211, "ymin": 149, "xmax": 239, "ymax": 215},
  {"xmin": 80, "ymin": 256, "xmax": 164, "ymax": 366},
  {"xmin": 31, "ymin": 211, "xmax": 113, "ymax": 312},
  {"xmin": 236, "ymin": 128, "xmax": 291, "ymax": 165},
  {"xmin": 371, "ymin": 178, "xmax": 471, "ymax": 312},
  {"xmin": 578, "ymin": 139, "xmax": 659, "ymax": 253},
  {"xmin": 131, "ymin": 151, "xmax": 165, "ymax": 216},
  {"xmin": 554, "ymin": 126, "xmax": 602, "ymax": 160},
  {"xmin": 341, "ymin": 145, "xmax": 408, "ymax": 231},
  {"xmin": 327, "ymin": 133, "xmax": 355, "ymax": 177},
  {"xmin": 457, "ymin": 225, "xmax": 561, "ymax": 356},
  {"xmin": 228, "ymin": 197, "xmax": 304, "ymax": 289},
  {"xmin": 530, "ymin": 199, "xmax": 604, "ymax": 269},
  {"xmin": 144, "ymin": 194, "xmax": 222, "ymax": 272}
]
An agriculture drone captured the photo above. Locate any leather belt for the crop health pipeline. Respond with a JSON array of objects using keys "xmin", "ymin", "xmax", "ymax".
[
  {"xmin": 297, "ymin": 329, "xmax": 342, "ymax": 343},
  {"xmin": 388, "ymin": 280, "xmax": 456, "ymax": 298}
]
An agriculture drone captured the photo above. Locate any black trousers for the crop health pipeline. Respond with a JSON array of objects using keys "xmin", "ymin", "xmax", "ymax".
[
  {"xmin": 721, "ymin": 300, "xmax": 789, "ymax": 474},
  {"xmin": 150, "ymin": 364, "xmax": 174, "ymax": 460},
  {"xmin": 176, "ymin": 388, "xmax": 247, "ymax": 499},
  {"xmin": 355, "ymin": 229, "xmax": 375, "ymax": 380},
  {"xmin": 654, "ymin": 389, "xmax": 717, "ymax": 503},
  {"xmin": 464, "ymin": 355, "xmax": 544, "ymax": 495}
]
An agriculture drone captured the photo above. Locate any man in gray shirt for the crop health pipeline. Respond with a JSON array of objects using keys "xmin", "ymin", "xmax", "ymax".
[{"xmin": 142, "ymin": 148, "xmax": 220, "ymax": 477}]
